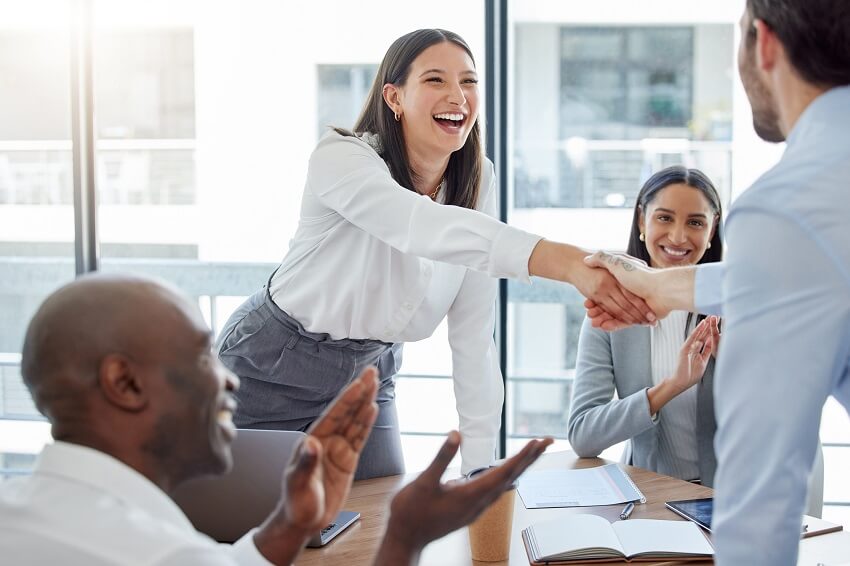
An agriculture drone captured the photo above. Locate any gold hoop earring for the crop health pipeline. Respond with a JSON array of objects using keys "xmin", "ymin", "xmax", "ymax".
[
  {"xmin": 639, "ymin": 233, "xmax": 645, "ymax": 242},
  {"xmin": 394, "ymin": 111, "xmax": 400, "ymax": 122}
]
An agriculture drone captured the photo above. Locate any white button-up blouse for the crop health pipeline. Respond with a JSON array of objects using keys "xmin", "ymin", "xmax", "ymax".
[{"xmin": 269, "ymin": 131, "xmax": 542, "ymax": 471}]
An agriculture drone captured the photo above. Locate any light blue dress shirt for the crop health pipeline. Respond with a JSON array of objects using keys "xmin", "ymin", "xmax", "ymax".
[{"xmin": 693, "ymin": 86, "xmax": 850, "ymax": 565}]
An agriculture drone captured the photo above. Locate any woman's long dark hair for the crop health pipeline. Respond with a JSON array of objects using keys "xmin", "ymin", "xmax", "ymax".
[
  {"xmin": 626, "ymin": 165, "xmax": 724, "ymax": 334},
  {"xmin": 334, "ymin": 29, "xmax": 483, "ymax": 210}
]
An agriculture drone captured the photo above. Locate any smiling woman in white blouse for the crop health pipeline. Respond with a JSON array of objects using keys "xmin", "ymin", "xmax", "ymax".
[{"xmin": 216, "ymin": 28, "xmax": 654, "ymax": 479}]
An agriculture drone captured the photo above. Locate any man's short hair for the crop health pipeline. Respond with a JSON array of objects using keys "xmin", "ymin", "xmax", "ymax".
[{"xmin": 747, "ymin": 0, "xmax": 850, "ymax": 87}]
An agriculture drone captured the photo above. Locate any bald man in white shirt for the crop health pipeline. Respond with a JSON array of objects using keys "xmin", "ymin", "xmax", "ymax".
[{"xmin": 0, "ymin": 273, "xmax": 550, "ymax": 565}]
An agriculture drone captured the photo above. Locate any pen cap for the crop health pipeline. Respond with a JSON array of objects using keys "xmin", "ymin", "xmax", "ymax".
[{"xmin": 465, "ymin": 465, "xmax": 518, "ymax": 490}]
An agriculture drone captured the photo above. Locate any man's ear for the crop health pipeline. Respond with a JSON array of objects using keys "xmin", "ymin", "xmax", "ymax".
[
  {"xmin": 382, "ymin": 83, "xmax": 402, "ymax": 118},
  {"xmin": 98, "ymin": 354, "xmax": 149, "ymax": 412},
  {"xmin": 753, "ymin": 19, "xmax": 780, "ymax": 72}
]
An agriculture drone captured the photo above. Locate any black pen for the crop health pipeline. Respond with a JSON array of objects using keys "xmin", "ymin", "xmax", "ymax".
[{"xmin": 619, "ymin": 502, "xmax": 635, "ymax": 520}]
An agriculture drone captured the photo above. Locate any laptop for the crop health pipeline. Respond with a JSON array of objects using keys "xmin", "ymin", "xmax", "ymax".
[{"xmin": 172, "ymin": 429, "xmax": 359, "ymax": 547}]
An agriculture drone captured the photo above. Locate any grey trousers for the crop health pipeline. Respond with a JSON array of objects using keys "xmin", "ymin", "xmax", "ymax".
[{"xmin": 217, "ymin": 282, "xmax": 405, "ymax": 480}]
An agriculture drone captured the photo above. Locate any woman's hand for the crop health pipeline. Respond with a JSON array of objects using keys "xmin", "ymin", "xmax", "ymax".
[
  {"xmin": 571, "ymin": 260, "xmax": 657, "ymax": 327},
  {"xmin": 670, "ymin": 316, "xmax": 719, "ymax": 392},
  {"xmin": 583, "ymin": 251, "xmax": 699, "ymax": 330},
  {"xmin": 527, "ymin": 240, "xmax": 656, "ymax": 326},
  {"xmin": 646, "ymin": 316, "xmax": 719, "ymax": 415}
]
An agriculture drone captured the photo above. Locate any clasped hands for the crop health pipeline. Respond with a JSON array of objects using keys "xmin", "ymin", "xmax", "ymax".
[{"xmin": 578, "ymin": 250, "xmax": 684, "ymax": 331}]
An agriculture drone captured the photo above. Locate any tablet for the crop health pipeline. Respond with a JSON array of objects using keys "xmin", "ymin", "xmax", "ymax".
[{"xmin": 665, "ymin": 497, "xmax": 713, "ymax": 532}]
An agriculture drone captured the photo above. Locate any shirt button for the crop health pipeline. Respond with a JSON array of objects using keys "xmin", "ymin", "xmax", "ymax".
[{"xmin": 403, "ymin": 302, "xmax": 413, "ymax": 310}]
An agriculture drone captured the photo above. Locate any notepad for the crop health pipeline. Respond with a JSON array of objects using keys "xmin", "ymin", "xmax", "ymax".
[
  {"xmin": 522, "ymin": 515, "xmax": 714, "ymax": 564},
  {"xmin": 517, "ymin": 463, "xmax": 646, "ymax": 509}
]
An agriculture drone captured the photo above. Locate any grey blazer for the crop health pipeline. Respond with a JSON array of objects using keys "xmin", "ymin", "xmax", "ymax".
[{"xmin": 567, "ymin": 317, "xmax": 717, "ymax": 487}]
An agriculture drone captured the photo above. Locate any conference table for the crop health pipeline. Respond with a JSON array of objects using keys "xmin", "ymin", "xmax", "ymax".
[{"xmin": 296, "ymin": 450, "xmax": 850, "ymax": 566}]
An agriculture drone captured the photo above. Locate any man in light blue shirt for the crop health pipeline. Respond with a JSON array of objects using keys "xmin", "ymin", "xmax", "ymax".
[{"xmin": 584, "ymin": 1, "xmax": 850, "ymax": 564}]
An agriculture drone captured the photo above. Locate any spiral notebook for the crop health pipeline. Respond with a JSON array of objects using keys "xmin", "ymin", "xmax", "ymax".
[{"xmin": 518, "ymin": 463, "xmax": 646, "ymax": 509}]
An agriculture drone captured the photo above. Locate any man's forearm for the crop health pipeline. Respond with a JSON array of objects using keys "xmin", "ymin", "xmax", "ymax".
[{"xmin": 658, "ymin": 266, "xmax": 697, "ymax": 313}]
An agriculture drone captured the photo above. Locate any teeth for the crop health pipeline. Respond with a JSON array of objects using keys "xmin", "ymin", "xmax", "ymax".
[
  {"xmin": 434, "ymin": 113, "xmax": 464, "ymax": 121},
  {"xmin": 662, "ymin": 246, "xmax": 689, "ymax": 256},
  {"xmin": 217, "ymin": 409, "xmax": 233, "ymax": 426}
]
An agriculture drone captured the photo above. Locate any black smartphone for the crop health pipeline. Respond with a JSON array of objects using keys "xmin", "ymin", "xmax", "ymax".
[{"xmin": 306, "ymin": 510, "xmax": 360, "ymax": 548}]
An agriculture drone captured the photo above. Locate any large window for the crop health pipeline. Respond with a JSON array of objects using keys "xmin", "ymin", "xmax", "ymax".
[
  {"xmin": 0, "ymin": 0, "xmax": 75, "ymax": 473},
  {"xmin": 506, "ymin": 0, "xmax": 848, "ymax": 527},
  {"xmin": 2, "ymin": 1, "xmax": 848, "ymax": 529},
  {"xmin": 1, "ymin": 0, "xmax": 483, "ymax": 476},
  {"xmin": 508, "ymin": 3, "xmax": 736, "ymax": 461}
]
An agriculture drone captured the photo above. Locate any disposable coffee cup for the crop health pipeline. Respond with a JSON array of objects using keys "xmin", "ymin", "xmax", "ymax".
[{"xmin": 466, "ymin": 466, "xmax": 516, "ymax": 562}]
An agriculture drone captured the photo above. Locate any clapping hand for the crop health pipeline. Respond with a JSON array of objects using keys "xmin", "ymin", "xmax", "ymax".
[
  {"xmin": 670, "ymin": 316, "xmax": 720, "ymax": 392},
  {"xmin": 374, "ymin": 432, "xmax": 553, "ymax": 565},
  {"xmin": 254, "ymin": 366, "xmax": 379, "ymax": 564}
]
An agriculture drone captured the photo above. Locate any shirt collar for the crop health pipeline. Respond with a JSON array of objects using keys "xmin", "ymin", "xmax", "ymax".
[
  {"xmin": 34, "ymin": 441, "xmax": 196, "ymax": 533},
  {"xmin": 785, "ymin": 85, "xmax": 850, "ymax": 148}
]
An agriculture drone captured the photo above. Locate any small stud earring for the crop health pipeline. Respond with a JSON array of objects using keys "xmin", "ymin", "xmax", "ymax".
[
  {"xmin": 707, "ymin": 242, "xmax": 712, "ymax": 249},
  {"xmin": 639, "ymin": 233, "xmax": 645, "ymax": 242}
]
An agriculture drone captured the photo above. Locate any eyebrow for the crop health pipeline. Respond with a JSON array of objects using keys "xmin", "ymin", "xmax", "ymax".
[
  {"xmin": 418, "ymin": 68, "xmax": 477, "ymax": 77},
  {"xmin": 654, "ymin": 207, "xmax": 709, "ymax": 219}
]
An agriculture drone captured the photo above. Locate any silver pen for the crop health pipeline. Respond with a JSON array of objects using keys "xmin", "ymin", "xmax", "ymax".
[{"xmin": 619, "ymin": 501, "xmax": 635, "ymax": 520}]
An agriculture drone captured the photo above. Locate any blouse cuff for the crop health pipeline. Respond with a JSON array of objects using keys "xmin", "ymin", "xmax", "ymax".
[
  {"xmin": 642, "ymin": 388, "xmax": 660, "ymax": 424},
  {"xmin": 488, "ymin": 225, "xmax": 542, "ymax": 283},
  {"xmin": 460, "ymin": 435, "xmax": 498, "ymax": 476}
]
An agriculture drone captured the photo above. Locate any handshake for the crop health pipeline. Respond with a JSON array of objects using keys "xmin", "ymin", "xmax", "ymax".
[{"xmin": 578, "ymin": 250, "xmax": 697, "ymax": 331}]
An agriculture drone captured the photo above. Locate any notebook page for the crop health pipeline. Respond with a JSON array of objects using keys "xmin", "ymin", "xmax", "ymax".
[
  {"xmin": 612, "ymin": 519, "xmax": 714, "ymax": 558},
  {"xmin": 531, "ymin": 515, "xmax": 625, "ymax": 560}
]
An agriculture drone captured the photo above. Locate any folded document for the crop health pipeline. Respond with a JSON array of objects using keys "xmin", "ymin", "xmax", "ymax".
[{"xmin": 518, "ymin": 463, "xmax": 646, "ymax": 509}]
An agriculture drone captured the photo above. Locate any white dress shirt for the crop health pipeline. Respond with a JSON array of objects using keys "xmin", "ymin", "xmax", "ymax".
[
  {"xmin": 0, "ymin": 442, "xmax": 272, "ymax": 566},
  {"xmin": 693, "ymin": 86, "xmax": 850, "ymax": 565},
  {"xmin": 649, "ymin": 311, "xmax": 699, "ymax": 481},
  {"xmin": 269, "ymin": 132, "xmax": 542, "ymax": 472}
]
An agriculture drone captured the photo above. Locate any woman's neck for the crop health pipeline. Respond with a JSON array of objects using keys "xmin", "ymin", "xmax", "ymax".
[{"xmin": 406, "ymin": 144, "xmax": 449, "ymax": 196}]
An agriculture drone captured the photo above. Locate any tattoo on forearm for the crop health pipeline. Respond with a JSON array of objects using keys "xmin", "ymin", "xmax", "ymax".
[{"xmin": 602, "ymin": 253, "xmax": 636, "ymax": 272}]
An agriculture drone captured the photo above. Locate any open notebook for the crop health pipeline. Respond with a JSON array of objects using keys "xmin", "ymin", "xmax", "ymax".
[{"xmin": 522, "ymin": 515, "xmax": 714, "ymax": 563}]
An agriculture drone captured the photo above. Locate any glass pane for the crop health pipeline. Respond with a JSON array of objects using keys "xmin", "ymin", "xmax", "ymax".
[
  {"xmin": 0, "ymin": 0, "xmax": 74, "ymax": 474},
  {"xmin": 823, "ymin": 446, "xmax": 850, "ymax": 504},
  {"xmin": 91, "ymin": 0, "xmax": 483, "ymax": 472},
  {"xmin": 509, "ymin": 0, "xmax": 755, "ymax": 452}
]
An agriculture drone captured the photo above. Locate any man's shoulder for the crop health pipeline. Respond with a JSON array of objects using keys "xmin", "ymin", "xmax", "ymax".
[
  {"xmin": 732, "ymin": 140, "xmax": 850, "ymax": 234},
  {"xmin": 0, "ymin": 472, "xmax": 223, "ymax": 565}
]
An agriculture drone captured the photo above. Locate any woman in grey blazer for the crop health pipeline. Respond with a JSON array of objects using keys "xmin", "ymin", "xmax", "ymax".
[{"xmin": 568, "ymin": 166, "xmax": 723, "ymax": 486}]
